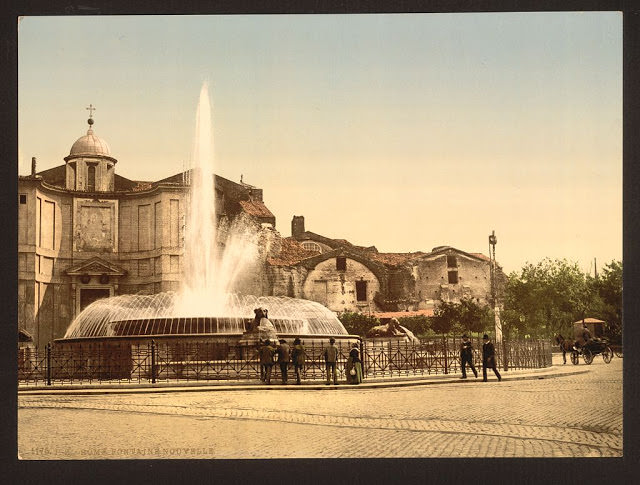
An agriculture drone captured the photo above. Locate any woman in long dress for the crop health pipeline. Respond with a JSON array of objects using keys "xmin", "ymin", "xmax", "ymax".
[{"xmin": 346, "ymin": 342, "xmax": 363, "ymax": 384}]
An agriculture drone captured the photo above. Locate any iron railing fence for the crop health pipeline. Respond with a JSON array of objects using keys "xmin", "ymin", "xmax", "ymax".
[{"xmin": 18, "ymin": 337, "xmax": 552, "ymax": 386}]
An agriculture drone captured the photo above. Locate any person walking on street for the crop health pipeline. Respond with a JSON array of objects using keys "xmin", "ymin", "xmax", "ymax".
[
  {"xmin": 323, "ymin": 337, "xmax": 339, "ymax": 385},
  {"xmin": 291, "ymin": 337, "xmax": 306, "ymax": 385},
  {"xmin": 346, "ymin": 342, "xmax": 363, "ymax": 384},
  {"xmin": 459, "ymin": 334, "xmax": 478, "ymax": 379},
  {"xmin": 482, "ymin": 334, "xmax": 501, "ymax": 382},
  {"xmin": 276, "ymin": 339, "xmax": 290, "ymax": 384},
  {"xmin": 258, "ymin": 339, "xmax": 276, "ymax": 384}
]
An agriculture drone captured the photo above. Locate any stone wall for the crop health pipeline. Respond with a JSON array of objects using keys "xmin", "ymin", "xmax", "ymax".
[
  {"xmin": 301, "ymin": 257, "xmax": 381, "ymax": 313},
  {"xmin": 412, "ymin": 252, "xmax": 492, "ymax": 307}
]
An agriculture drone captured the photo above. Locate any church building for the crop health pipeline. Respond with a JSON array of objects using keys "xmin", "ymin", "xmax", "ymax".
[{"xmin": 18, "ymin": 110, "xmax": 274, "ymax": 348}]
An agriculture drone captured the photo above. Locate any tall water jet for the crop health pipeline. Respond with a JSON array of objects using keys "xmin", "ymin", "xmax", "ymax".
[{"xmin": 180, "ymin": 82, "xmax": 221, "ymax": 313}]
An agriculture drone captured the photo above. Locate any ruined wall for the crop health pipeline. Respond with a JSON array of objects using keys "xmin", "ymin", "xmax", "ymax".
[
  {"xmin": 267, "ymin": 265, "xmax": 309, "ymax": 299},
  {"xmin": 301, "ymin": 257, "xmax": 381, "ymax": 313},
  {"xmin": 413, "ymin": 252, "xmax": 492, "ymax": 308}
]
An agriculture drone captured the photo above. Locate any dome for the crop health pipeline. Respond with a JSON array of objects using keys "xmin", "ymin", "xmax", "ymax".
[{"xmin": 69, "ymin": 128, "xmax": 111, "ymax": 157}]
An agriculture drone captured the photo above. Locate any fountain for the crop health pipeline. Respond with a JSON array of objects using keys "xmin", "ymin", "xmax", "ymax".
[{"xmin": 59, "ymin": 83, "xmax": 354, "ymax": 359}]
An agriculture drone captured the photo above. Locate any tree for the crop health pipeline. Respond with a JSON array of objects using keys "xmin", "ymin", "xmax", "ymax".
[
  {"xmin": 592, "ymin": 260, "xmax": 623, "ymax": 343},
  {"xmin": 397, "ymin": 315, "xmax": 431, "ymax": 336},
  {"xmin": 430, "ymin": 301, "xmax": 459, "ymax": 335},
  {"xmin": 458, "ymin": 297, "xmax": 493, "ymax": 334},
  {"xmin": 501, "ymin": 258, "xmax": 590, "ymax": 338},
  {"xmin": 337, "ymin": 311, "xmax": 379, "ymax": 337}
]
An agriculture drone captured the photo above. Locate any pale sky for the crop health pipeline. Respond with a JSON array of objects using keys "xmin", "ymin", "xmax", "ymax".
[{"xmin": 18, "ymin": 13, "xmax": 622, "ymax": 274}]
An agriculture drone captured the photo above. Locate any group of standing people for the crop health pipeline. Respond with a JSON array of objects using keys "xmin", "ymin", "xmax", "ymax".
[
  {"xmin": 258, "ymin": 338, "xmax": 363, "ymax": 385},
  {"xmin": 258, "ymin": 337, "xmax": 306, "ymax": 385},
  {"xmin": 459, "ymin": 333, "xmax": 501, "ymax": 382}
]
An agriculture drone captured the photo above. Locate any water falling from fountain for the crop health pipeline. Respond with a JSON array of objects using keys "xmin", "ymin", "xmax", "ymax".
[
  {"xmin": 177, "ymin": 82, "xmax": 267, "ymax": 316},
  {"xmin": 180, "ymin": 82, "xmax": 221, "ymax": 313}
]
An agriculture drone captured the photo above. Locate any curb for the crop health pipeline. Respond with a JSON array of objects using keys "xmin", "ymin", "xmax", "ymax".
[{"xmin": 18, "ymin": 368, "xmax": 589, "ymax": 396}]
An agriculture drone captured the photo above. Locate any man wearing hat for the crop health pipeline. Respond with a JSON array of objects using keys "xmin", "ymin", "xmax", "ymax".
[
  {"xmin": 482, "ymin": 334, "xmax": 501, "ymax": 382},
  {"xmin": 323, "ymin": 337, "xmax": 339, "ymax": 385},
  {"xmin": 459, "ymin": 334, "xmax": 477, "ymax": 379},
  {"xmin": 276, "ymin": 339, "xmax": 291, "ymax": 384},
  {"xmin": 258, "ymin": 339, "xmax": 276, "ymax": 384}
]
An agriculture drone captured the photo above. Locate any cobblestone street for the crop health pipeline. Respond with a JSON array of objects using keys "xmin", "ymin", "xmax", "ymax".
[{"xmin": 18, "ymin": 356, "xmax": 622, "ymax": 459}]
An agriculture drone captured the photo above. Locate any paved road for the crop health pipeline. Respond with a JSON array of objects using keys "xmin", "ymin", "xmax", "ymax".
[{"xmin": 18, "ymin": 356, "xmax": 622, "ymax": 459}]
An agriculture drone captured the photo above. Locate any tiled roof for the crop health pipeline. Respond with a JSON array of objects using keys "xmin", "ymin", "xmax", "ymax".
[
  {"xmin": 132, "ymin": 181, "xmax": 154, "ymax": 192},
  {"xmin": 239, "ymin": 200, "xmax": 275, "ymax": 219},
  {"xmin": 267, "ymin": 238, "xmax": 320, "ymax": 266},
  {"xmin": 366, "ymin": 251, "xmax": 425, "ymax": 267}
]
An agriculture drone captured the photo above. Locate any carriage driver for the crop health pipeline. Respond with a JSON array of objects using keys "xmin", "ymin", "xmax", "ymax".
[{"xmin": 581, "ymin": 324, "xmax": 592, "ymax": 347}]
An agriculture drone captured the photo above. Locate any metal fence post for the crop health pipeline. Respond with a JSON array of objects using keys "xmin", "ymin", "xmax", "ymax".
[
  {"xmin": 46, "ymin": 342, "xmax": 52, "ymax": 386},
  {"xmin": 443, "ymin": 335, "xmax": 448, "ymax": 374},
  {"xmin": 502, "ymin": 338, "xmax": 508, "ymax": 371},
  {"xmin": 360, "ymin": 338, "xmax": 365, "ymax": 380},
  {"xmin": 151, "ymin": 339, "xmax": 157, "ymax": 384}
]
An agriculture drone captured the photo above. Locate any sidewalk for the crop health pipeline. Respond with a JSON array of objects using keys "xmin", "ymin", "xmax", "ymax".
[{"xmin": 18, "ymin": 359, "xmax": 588, "ymax": 396}]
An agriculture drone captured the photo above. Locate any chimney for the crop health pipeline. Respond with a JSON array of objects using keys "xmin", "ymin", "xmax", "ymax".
[
  {"xmin": 31, "ymin": 157, "xmax": 36, "ymax": 176},
  {"xmin": 291, "ymin": 215, "xmax": 305, "ymax": 238}
]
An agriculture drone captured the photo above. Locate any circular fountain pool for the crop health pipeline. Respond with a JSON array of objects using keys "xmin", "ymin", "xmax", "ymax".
[{"xmin": 60, "ymin": 292, "xmax": 351, "ymax": 342}]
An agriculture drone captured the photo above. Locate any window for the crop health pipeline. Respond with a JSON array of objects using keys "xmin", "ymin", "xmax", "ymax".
[
  {"xmin": 19, "ymin": 194, "xmax": 26, "ymax": 204},
  {"xmin": 87, "ymin": 165, "xmax": 96, "ymax": 191},
  {"xmin": 80, "ymin": 288, "xmax": 110, "ymax": 311},
  {"xmin": 447, "ymin": 255, "xmax": 457, "ymax": 268},
  {"xmin": 336, "ymin": 256, "xmax": 346, "ymax": 271},
  {"xmin": 301, "ymin": 242, "xmax": 322, "ymax": 253},
  {"xmin": 448, "ymin": 270, "xmax": 459, "ymax": 284},
  {"xmin": 356, "ymin": 280, "xmax": 368, "ymax": 301}
]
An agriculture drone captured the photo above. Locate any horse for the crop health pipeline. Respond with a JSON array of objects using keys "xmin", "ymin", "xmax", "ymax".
[{"xmin": 554, "ymin": 334, "xmax": 576, "ymax": 364}]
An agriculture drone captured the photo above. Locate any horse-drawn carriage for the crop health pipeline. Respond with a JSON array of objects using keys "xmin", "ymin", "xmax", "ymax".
[
  {"xmin": 555, "ymin": 318, "xmax": 614, "ymax": 365},
  {"xmin": 569, "ymin": 337, "xmax": 613, "ymax": 365}
]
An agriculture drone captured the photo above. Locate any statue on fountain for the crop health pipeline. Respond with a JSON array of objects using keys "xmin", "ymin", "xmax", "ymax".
[
  {"xmin": 366, "ymin": 317, "xmax": 420, "ymax": 344},
  {"xmin": 251, "ymin": 307, "xmax": 278, "ymax": 342}
]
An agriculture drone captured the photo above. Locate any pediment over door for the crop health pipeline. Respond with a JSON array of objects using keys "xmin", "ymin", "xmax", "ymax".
[{"xmin": 65, "ymin": 256, "xmax": 127, "ymax": 276}]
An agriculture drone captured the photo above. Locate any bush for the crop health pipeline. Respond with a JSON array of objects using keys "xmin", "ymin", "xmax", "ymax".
[
  {"xmin": 337, "ymin": 311, "xmax": 379, "ymax": 337},
  {"xmin": 397, "ymin": 315, "xmax": 431, "ymax": 336}
]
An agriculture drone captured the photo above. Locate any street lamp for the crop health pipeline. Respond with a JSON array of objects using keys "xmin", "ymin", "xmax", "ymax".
[{"xmin": 489, "ymin": 230, "xmax": 503, "ymax": 343}]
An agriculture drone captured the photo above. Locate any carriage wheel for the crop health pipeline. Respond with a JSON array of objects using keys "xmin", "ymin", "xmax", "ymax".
[
  {"xmin": 602, "ymin": 346, "xmax": 613, "ymax": 364},
  {"xmin": 570, "ymin": 351, "xmax": 579, "ymax": 365},
  {"xmin": 582, "ymin": 348, "xmax": 593, "ymax": 365}
]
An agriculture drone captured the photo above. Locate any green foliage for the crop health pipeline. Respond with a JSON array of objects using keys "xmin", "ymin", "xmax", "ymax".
[
  {"xmin": 591, "ymin": 260, "xmax": 623, "ymax": 343},
  {"xmin": 397, "ymin": 315, "xmax": 430, "ymax": 336},
  {"xmin": 501, "ymin": 258, "xmax": 623, "ymax": 340},
  {"xmin": 429, "ymin": 298, "xmax": 493, "ymax": 335},
  {"xmin": 458, "ymin": 297, "xmax": 494, "ymax": 334},
  {"xmin": 337, "ymin": 311, "xmax": 379, "ymax": 336},
  {"xmin": 430, "ymin": 301, "xmax": 458, "ymax": 334}
]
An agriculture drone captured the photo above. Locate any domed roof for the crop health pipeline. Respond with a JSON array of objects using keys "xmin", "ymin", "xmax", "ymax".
[{"xmin": 69, "ymin": 127, "xmax": 111, "ymax": 157}]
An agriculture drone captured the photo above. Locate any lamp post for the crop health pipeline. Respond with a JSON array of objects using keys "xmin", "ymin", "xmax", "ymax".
[{"xmin": 489, "ymin": 230, "xmax": 503, "ymax": 343}]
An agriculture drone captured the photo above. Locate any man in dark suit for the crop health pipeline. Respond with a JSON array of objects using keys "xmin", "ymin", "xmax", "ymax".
[
  {"xmin": 276, "ymin": 339, "xmax": 290, "ymax": 384},
  {"xmin": 258, "ymin": 339, "xmax": 276, "ymax": 384},
  {"xmin": 482, "ymin": 334, "xmax": 501, "ymax": 382},
  {"xmin": 459, "ymin": 334, "xmax": 478, "ymax": 379}
]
